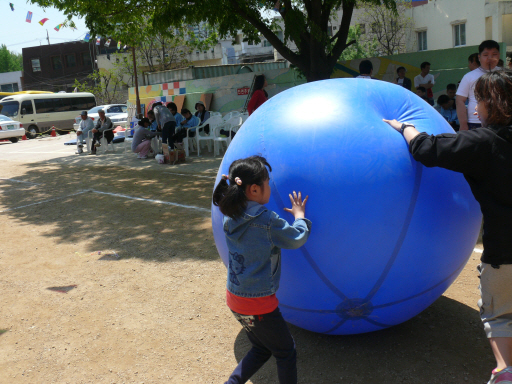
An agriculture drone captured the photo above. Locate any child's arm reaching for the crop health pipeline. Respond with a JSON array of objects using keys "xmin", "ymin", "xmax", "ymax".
[{"xmin": 270, "ymin": 191, "xmax": 311, "ymax": 250}]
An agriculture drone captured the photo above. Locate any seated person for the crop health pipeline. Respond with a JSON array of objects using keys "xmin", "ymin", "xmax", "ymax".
[
  {"xmin": 90, "ymin": 109, "xmax": 114, "ymax": 155},
  {"xmin": 436, "ymin": 94, "xmax": 459, "ymax": 131},
  {"xmin": 132, "ymin": 117, "xmax": 157, "ymax": 159},
  {"xmin": 446, "ymin": 83, "xmax": 457, "ymax": 100},
  {"xmin": 195, "ymin": 101, "xmax": 211, "ymax": 134},
  {"xmin": 416, "ymin": 86, "xmax": 429, "ymax": 103},
  {"xmin": 167, "ymin": 102, "xmax": 183, "ymax": 126},
  {"xmin": 194, "ymin": 101, "xmax": 210, "ymax": 124},
  {"xmin": 147, "ymin": 110, "xmax": 158, "ymax": 132},
  {"xmin": 76, "ymin": 110, "xmax": 94, "ymax": 155},
  {"xmin": 180, "ymin": 108, "xmax": 199, "ymax": 137}
]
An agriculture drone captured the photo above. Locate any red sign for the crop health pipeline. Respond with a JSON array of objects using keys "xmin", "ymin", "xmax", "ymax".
[{"xmin": 237, "ymin": 87, "xmax": 250, "ymax": 96}]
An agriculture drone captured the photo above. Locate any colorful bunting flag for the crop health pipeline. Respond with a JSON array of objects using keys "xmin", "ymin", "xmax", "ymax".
[
  {"xmin": 39, "ymin": 18, "xmax": 49, "ymax": 26},
  {"xmin": 123, "ymin": 45, "xmax": 127, "ymax": 49},
  {"xmin": 84, "ymin": 33, "xmax": 91, "ymax": 42},
  {"xmin": 104, "ymin": 38, "xmax": 111, "ymax": 47},
  {"xmin": 69, "ymin": 21, "xmax": 77, "ymax": 31},
  {"xmin": 96, "ymin": 37, "xmax": 101, "ymax": 45},
  {"xmin": 117, "ymin": 41, "xmax": 121, "ymax": 50},
  {"xmin": 54, "ymin": 24, "xmax": 63, "ymax": 31},
  {"xmin": 26, "ymin": 11, "xmax": 33, "ymax": 23},
  {"xmin": 9, "ymin": 3, "xmax": 14, "ymax": 11}
]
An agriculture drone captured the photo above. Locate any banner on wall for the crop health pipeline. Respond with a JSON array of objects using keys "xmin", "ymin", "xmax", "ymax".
[{"xmin": 237, "ymin": 87, "xmax": 250, "ymax": 96}]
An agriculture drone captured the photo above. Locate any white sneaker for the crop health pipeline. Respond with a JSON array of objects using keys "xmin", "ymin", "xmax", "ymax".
[{"xmin": 75, "ymin": 148, "xmax": 83, "ymax": 154}]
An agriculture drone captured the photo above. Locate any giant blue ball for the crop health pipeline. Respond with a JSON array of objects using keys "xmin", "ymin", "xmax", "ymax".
[{"xmin": 212, "ymin": 79, "xmax": 482, "ymax": 335}]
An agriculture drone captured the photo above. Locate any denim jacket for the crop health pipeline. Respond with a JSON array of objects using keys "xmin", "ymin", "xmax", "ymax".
[{"xmin": 223, "ymin": 201, "xmax": 312, "ymax": 298}]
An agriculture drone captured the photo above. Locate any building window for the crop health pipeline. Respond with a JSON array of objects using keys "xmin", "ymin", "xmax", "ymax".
[
  {"xmin": 417, "ymin": 31, "xmax": 427, "ymax": 51},
  {"xmin": 51, "ymin": 56, "xmax": 62, "ymax": 70},
  {"xmin": 31, "ymin": 58, "xmax": 41, "ymax": 72},
  {"xmin": 327, "ymin": 26, "xmax": 333, "ymax": 37},
  {"xmin": 454, "ymin": 23, "xmax": 466, "ymax": 47},
  {"xmin": 263, "ymin": 40, "xmax": 272, "ymax": 47},
  {"xmin": 0, "ymin": 83, "xmax": 19, "ymax": 92},
  {"xmin": 65, "ymin": 54, "xmax": 76, "ymax": 68},
  {"xmin": 82, "ymin": 52, "xmax": 92, "ymax": 67}
]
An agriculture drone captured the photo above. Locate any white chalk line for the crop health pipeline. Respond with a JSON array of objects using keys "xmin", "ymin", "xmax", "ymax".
[
  {"xmin": 474, "ymin": 248, "xmax": 483, "ymax": 254},
  {"xmin": 164, "ymin": 172, "xmax": 216, "ymax": 179},
  {"xmin": 90, "ymin": 190, "xmax": 211, "ymax": 213},
  {"xmin": 0, "ymin": 178, "xmax": 41, "ymax": 185},
  {"xmin": 0, "ymin": 191, "xmax": 87, "ymax": 213}
]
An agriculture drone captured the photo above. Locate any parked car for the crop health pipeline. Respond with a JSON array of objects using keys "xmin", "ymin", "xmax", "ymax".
[
  {"xmin": 0, "ymin": 114, "xmax": 24, "ymax": 143},
  {"xmin": 73, "ymin": 104, "xmax": 127, "ymax": 131}
]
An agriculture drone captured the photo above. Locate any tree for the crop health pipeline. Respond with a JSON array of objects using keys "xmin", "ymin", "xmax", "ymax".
[
  {"xmin": 73, "ymin": 59, "xmax": 128, "ymax": 105},
  {"xmin": 31, "ymin": 0, "xmax": 400, "ymax": 82},
  {"xmin": 338, "ymin": 24, "xmax": 378, "ymax": 61},
  {"xmin": 0, "ymin": 45, "xmax": 23, "ymax": 72},
  {"xmin": 356, "ymin": 1, "xmax": 414, "ymax": 56}
]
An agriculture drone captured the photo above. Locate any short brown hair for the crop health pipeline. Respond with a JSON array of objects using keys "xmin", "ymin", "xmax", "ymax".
[{"xmin": 474, "ymin": 70, "xmax": 512, "ymax": 126}]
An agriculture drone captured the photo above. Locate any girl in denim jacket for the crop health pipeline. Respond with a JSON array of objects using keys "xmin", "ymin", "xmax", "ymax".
[{"xmin": 213, "ymin": 155, "xmax": 311, "ymax": 384}]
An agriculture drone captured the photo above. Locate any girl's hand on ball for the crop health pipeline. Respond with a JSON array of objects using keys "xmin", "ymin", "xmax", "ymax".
[
  {"xmin": 284, "ymin": 191, "xmax": 308, "ymax": 220},
  {"xmin": 383, "ymin": 119, "xmax": 402, "ymax": 131}
]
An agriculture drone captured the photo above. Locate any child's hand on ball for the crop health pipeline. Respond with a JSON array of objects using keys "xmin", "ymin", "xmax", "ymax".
[{"xmin": 284, "ymin": 191, "xmax": 308, "ymax": 220}]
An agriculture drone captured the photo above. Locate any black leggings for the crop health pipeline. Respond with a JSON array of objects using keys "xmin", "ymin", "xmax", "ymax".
[{"xmin": 161, "ymin": 121, "xmax": 177, "ymax": 146}]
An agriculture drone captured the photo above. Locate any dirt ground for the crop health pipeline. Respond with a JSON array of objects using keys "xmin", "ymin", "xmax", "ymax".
[{"xmin": 0, "ymin": 135, "xmax": 494, "ymax": 384}]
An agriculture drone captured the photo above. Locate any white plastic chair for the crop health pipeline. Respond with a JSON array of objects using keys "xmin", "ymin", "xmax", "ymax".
[
  {"xmin": 193, "ymin": 115, "xmax": 223, "ymax": 157},
  {"xmin": 182, "ymin": 121, "xmax": 201, "ymax": 157},
  {"xmin": 213, "ymin": 116, "xmax": 242, "ymax": 156},
  {"xmin": 100, "ymin": 127, "xmax": 115, "ymax": 153},
  {"xmin": 210, "ymin": 111, "xmax": 221, "ymax": 117},
  {"xmin": 88, "ymin": 128, "xmax": 115, "ymax": 154},
  {"xmin": 222, "ymin": 111, "xmax": 241, "ymax": 122},
  {"xmin": 124, "ymin": 128, "xmax": 134, "ymax": 153},
  {"xmin": 241, "ymin": 112, "xmax": 249, "ymax": 123}
]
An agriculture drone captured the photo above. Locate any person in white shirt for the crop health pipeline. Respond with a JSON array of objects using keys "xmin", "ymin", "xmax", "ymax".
[
  {"xmin": 414, "ymin": 62, "xmax": 435, "ymax": 106},
  {"xmin": 75, "ymin": 110, "xmax": 94, "ymax": 154},
  {"xmin": 356, "ymin": 60, "xmax": 374, "ymax": 79},
  {"xmin": 456, "ymin": 40, "xmax": 501, "ymax": 131}
]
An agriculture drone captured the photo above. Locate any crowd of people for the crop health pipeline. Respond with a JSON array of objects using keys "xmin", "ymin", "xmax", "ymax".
[{"xmin": 358, "ymin": 39, "xmax": 503, "ymax": 133}]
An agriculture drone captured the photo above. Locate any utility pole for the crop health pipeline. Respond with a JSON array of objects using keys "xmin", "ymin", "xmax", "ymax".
[
  {"xmin": 132, "ymin": 47, "xmax": 141, "ymax": 118},
  {"xmin": 46, "ymin": 29, "xmax": 50, "ymax": 45}
]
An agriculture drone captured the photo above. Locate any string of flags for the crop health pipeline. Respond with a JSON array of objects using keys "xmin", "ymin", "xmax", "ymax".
[{"xmin": 8, "ymin": 1, "xmax": 126, "ymax": 50}]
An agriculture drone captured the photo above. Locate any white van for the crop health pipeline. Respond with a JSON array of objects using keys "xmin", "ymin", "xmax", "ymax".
[{"xmin": 0, "ymin": 92, "xmax": 96, "ymax": 139}]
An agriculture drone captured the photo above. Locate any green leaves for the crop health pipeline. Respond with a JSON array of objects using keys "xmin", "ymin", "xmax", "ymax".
[{"xmin": 0, "ymin": 45, "xmax": 22, "ymax": 73}]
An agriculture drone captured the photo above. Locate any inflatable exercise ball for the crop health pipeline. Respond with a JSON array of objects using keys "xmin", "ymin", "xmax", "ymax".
[{"xmin": 212, "ymin": 79, "xmax": 482, "ymax": 335}]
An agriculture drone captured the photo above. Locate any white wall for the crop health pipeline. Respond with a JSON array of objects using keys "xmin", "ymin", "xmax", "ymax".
[{"xmin": 0, "ymin": 71, "xmax": 22, "ymax": 92}]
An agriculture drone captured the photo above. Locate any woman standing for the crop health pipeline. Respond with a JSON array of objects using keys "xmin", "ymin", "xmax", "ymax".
[
  {"xmin": 384, "ymin": 70, "xmax": 512, "ymax": 384},
  {"xmin": 247, "ymin": 74, "xmax": 268, "ymax": 116}
]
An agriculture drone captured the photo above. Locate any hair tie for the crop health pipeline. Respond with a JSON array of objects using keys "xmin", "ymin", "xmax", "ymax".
[
  {"xmin": 221, "ymin": 174, "xmax": 229, "ymax": 181},
  {"xmin": 234, "ymin": 177, "xmax": 242, "ymax": 186}
]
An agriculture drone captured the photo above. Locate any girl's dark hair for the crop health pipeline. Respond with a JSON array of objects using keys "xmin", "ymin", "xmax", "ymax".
[
  {"xmin": 181, "ymin": 108, "xmax": 191, "ymax": 115},
  {"xmin": 213, "ymin": 155, "xmax": 272, "ymax": 219},
  {"xmin": 474, "ymin": 70, "xmax": 512, "ymax": 126},
  {"xmin": 252, "ymin": 74, "xmax": 268, "ymax": 98}
]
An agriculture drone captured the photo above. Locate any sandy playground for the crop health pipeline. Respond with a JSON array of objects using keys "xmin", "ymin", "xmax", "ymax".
[{"xmin": 0, "ymin": 134, "xmax": 495, "ymax": 383}]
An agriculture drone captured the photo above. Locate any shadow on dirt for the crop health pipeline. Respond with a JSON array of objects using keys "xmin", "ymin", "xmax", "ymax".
[
  {"xmin": 232, "ymin": 296, "xmax": 493, "ymax": 384},
  {"xmin": 0, "ymin": 152, "xmax": 223, "ymax": 262}
]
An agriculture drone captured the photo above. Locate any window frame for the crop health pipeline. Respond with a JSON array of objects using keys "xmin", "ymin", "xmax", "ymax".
[
  {"xmin": 417, "ymin": 30, "xmax": 428, "ymax": 52},
  {"xmin": 453, "ymin": 23, "xmax": 466, "ymax": 47},
  {"xmin": 51, "ymin": 55, "xmax": 63, "ymax": 71},
  {"xmin": 31, "ymin": 58, "xmax": 41, "ymax": 72},
  {"xmin": 65, "ymin": 53, "xmax": 76, "ymax": 68}
]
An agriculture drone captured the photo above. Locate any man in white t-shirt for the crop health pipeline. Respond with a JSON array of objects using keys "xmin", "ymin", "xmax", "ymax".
[
  {"xmin": 414, "ymin": 62, "xmax": 435, "ymax": 105},
  {"xmin": 456, "ymin": 40, "xmax": 501, "ymax": 131},
  {"xmin": 356, "ymin": 60, "xmax": 374, "ymax": 79}
]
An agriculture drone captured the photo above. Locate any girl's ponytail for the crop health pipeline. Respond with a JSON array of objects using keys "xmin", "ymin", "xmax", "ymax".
[{"xmin": 212, "ymin": 156, "xmax": 271, "ymax": 220}]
